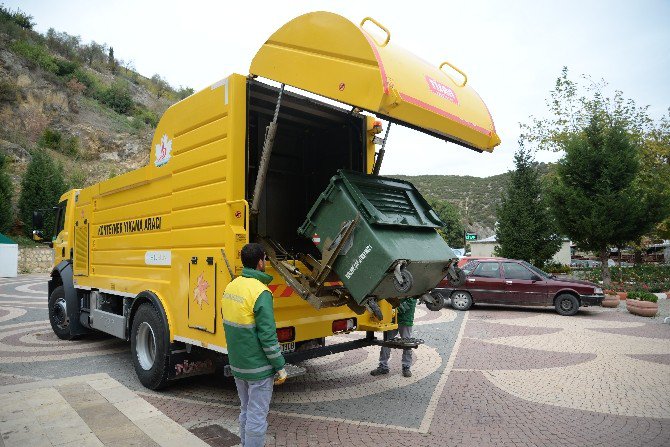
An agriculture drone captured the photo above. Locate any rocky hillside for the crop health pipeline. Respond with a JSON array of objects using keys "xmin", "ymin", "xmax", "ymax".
[{"xmin": 0, "ymin": 7, "xmax": 188, "ymax": 205}]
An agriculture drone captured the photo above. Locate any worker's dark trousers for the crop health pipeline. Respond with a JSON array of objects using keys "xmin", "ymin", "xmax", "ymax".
[{"xmin": 234, "ymin": 376, "xmax": 274, "ymax": 447}]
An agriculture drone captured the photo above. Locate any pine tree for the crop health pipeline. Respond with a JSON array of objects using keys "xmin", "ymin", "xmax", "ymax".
[
  {"xmin": 18, "ymin": 150, "xmax": 68, "ymax": 237},
  {"xmin": 494, "ymin": 145, "xmax": 561, "ymax": 267},
  {"xmin": 0, "ymin": 154, "xmax": 14, "ymax": 233},
  {"xmin": 108, "ymin": 46, "xmax": 116, "ymax": 73}
]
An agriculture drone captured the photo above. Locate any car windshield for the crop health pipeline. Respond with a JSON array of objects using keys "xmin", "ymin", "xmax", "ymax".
[{"xmin": 521, "ymin": 261, "xmax": 551, "ymax": 279}]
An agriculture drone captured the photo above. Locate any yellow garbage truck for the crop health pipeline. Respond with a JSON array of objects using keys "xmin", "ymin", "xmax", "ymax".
[{"xmin": 35, "ymin": 12, "xmax": 499, "ymax": 389}]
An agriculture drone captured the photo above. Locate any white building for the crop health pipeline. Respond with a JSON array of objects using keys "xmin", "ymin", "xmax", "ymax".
[
  {"xmin": 469, "ymin": 235, "xmax": 572, "ymax": 266},
  {"xmin": 0, "ymin": 233, "xmax": 18, "ymax": 277}
]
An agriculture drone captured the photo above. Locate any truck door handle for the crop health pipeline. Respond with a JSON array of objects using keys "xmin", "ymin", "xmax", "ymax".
[{"xmin": 505, "ymin": 281, "xmax": 512, "ymax": 285}]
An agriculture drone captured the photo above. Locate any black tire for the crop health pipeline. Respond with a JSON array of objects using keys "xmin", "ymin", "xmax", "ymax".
[
  {"xmin": 49, "ymin": 285, "xmax": 74, "ymax": 340},
  {"xmin": 425, "ymin": 292, "xmax": 445, "ymax": 311},
  {"xmin": 131, "ymin": 303, "xmax": 170, "ymax": 389},
  {"xmin": 450, "ymin": 290, "xmax": 473, "ymax": 311},
  {"xmin": 555, "ymin": 293, "xmax": 580, "ymax": 316}
]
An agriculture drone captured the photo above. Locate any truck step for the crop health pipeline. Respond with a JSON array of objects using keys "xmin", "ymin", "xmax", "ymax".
[{"xmin": 376, "ymin": 337, "xmax": 424, "ymax": 349}]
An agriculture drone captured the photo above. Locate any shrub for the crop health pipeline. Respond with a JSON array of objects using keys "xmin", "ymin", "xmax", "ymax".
[
  {"xmin": 579, "ymin": 265, "xmax": 670, "ymax": 293},
  {"xmin": 70, "ymin": 67, "xmax": 102, "ymax": 97},
  {"xmin": 99, "ymin": 81, "xmax": 133, "ymax": 115},
  {"xmin": 53, "ymin": 58, "xmax": 78, "ymax": 77},
  {"xmin": 627, "ymin": 291, "xmax": 658, "ymax": 303},
  {"xmin": 544, "ymin": 262, "xmax": 571, "ymax": 275},
  {"xmin": 0, "ymin": 79, "xmax": 18, "ymax": 103},
  {"xmin": 133, "ymin": 108, "xmax": 159, "ymax": 127},
  {"xmin": 38, "ymin": 129, "xmax": 78, "ymax": 156},
  {"xmin": 0, "ymin": 5, "xmax": 34, "ymax": 30},
  {"xmin": 10, "ymin": 40, "xmax": 57, "ymax": 73}
]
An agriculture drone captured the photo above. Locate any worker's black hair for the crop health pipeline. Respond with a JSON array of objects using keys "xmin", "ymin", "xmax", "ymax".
[{"xmin": 241, "ymin": 243, "xmax": 266, "ymax": 269}]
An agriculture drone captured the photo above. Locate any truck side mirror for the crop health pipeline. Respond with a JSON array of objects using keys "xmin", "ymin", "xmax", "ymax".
[
  {"xmin": 32, "ymin": 210, "xmax": 51, "ymax": 246},
  {"xmin": 32, "ymin": 210, "xmax": 44, "ymax": 232}
]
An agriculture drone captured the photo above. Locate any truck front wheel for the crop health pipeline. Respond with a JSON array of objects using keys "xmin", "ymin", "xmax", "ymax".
[
  {"xmin": 49, "ymin": 286, "xmax": 74, "ymax": 340},
  {"xmin": 131, "ymin": 303, "xmax": 170, "ymax": 389}
]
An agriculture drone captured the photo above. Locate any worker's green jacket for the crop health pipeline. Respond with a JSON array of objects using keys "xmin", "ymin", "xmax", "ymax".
[
  {"xmin": 397, "ymin": 298, "xmax": 417, "ymax": 326},
  {"xmin": 221, "ymin": 268, "xmax": 286, "ymax": 380}
]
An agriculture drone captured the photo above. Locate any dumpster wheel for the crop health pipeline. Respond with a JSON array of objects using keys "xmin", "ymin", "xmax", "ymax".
[{"xmin": 393, "ymin": 268, "xmax": 413, "ymax": 294}]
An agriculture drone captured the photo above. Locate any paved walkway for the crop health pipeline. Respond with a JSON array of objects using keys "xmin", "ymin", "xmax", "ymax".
[
  {"xmin": 1, "ymin": 275, "xmax": 669, "ymax": 446},
  {"xmin": 0, "ymin": 373, "xmax": 208, "ymax": 447}
]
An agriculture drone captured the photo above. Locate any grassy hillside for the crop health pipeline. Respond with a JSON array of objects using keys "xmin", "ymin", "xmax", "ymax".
[{"xmin": 393, "ymin": 163, "xmax": 552, "ymax": 236}]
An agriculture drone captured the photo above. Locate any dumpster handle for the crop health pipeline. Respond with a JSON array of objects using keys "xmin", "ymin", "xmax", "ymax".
[
  {"xmin": 439, "ymin": 61, "xmax": 468, "ymax": 87},
  {"xmin": 360, "ymin": 17, "xmax": 391, "ymax": 47}
]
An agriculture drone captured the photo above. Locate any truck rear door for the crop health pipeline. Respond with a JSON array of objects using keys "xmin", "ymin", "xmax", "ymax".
[{"xmin": 250, "ymin": 11, "xmax": 500, "ymax": 153}]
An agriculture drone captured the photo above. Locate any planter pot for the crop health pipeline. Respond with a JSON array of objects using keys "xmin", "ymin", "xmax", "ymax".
[
  {"xmin": 601, "ymin": 294, "xmax": 620, "ymax": 308},
  {"xmin": 626, "ymin": 299, "xmax": 658, "ymax": 317},
  {"xmin": 617, "ymin": 292, "xmax": 628, "ymax": 300}
]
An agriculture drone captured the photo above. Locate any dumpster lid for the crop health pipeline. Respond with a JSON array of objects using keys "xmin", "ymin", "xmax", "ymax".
[
  {"xmin": 335, "ymin": 170, "xmax": 444, "ymax": 228},
  {"xmin": 250, "ymin": 11, "xmax": 500, "ymax": 153}
]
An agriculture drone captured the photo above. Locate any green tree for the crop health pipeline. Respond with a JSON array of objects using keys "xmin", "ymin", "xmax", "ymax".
[
  {"xmin": 428, "ymin": 198, "xmax": 464, "ymax": 248},
  {"xmin": 547, "ymin": 113, "xmax": 667, "ymax": 286},
  {"xmin": 108, "ymin": 46, "xmax": 117, "ymax": 73},
  {"xmin": 79, "ymin": 41, "xmax": 107, "ymax": 67},
  {"xmin": 151, "ymin": 74, "xmax": 170, "ymax": 99},
  {"xmin": 640, "ymin": 110, "xmax": 670, "ymax": 240},
  {"xmin": 494, "ymin": 145, "xmax": 561, "ymax": 267},
  {"xmin": 0, "ymin": 153, "xmax": 14, "ymax": 233},
  {"xmin": 522, "ymin": 68, "xmax": 670, "ymax": 285},
  {"xmin": 18, "ymin": 150, "xmax": 68, "ymax": 237}
]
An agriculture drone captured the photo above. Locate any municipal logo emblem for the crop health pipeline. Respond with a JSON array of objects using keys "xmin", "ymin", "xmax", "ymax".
[{"xmin": 154, "ymin": 134, "xmax": 172, "ymax": 167}]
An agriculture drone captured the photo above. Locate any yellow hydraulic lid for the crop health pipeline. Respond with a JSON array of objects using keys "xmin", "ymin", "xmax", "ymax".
[{"xmin": 250, "ymin": 11, "xmax": 500, "ymax": 152}]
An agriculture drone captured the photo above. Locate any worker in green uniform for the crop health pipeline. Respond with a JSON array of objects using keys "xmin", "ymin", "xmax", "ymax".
[
  {"xmin": 370, "ymin": 297, "xmax": 417, "ymax": 377},
  {"xmin": 222, "ymin": 243, "xmax": 287, "ymax": 447}
]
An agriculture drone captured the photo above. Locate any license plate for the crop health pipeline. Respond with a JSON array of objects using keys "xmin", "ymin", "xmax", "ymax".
[{"xmin": 280, "ymin": 342, "xmax": 295, "ymax": 353}]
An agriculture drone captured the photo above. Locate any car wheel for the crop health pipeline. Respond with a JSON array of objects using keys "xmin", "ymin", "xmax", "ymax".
[
  {"xmin": 425, "ymin": 292, "xmax": 445, "ymax": 311},
  {"xmin": 450, "ymin": 291, "xmax": 473, "ymax": 311},
  {"xmin": 49, "ymin": 286, "xmax": 75, "ymax": 340},
  {"xmin": 131, "ymin": 303, "xmax": 170, "ymax": 389},
  {"xmin": 555, "ymin": 293, "xmax": 579, "ymax": 316}
]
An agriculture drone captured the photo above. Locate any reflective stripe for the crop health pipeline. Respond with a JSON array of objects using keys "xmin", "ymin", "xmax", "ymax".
[
  {"xmin": 230, "ymin": 364, "xmax": 274, "ymax": 374},
  {"xmin": 223, "ymin": 319, "xmax": 255, "ymax": 329},
  {"xmin": 263, "ymin": 345, "xmax": 280, "ymax": 352},
  {"xmin": 266, "ymin": 352, "xmax": 282, "ymax": 359}
]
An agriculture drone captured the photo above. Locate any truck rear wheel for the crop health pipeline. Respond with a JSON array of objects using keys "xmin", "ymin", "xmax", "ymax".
[
  {"xmin": 131, "ymin": 303, "xmax": 170, "ymax": 389},
  {"xmin": 49, "ymin": 286, "xmax": 74, "ymax": 340}
]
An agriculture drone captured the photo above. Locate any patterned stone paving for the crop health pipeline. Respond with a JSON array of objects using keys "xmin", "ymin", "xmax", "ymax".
[{"xmin": 1, "ymin": 275, "xmax": 669, "ymax": 446}]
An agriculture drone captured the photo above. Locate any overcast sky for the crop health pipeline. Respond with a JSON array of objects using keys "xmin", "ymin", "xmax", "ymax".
[{"xmin": 7, "ymin": 0, "xmax": 670, "ymax": 177}]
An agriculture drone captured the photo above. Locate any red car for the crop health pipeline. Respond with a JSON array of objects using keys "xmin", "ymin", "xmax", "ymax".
[{"xmin": 432, "ymin": 257, "xmax": 604, "ymax": 316}]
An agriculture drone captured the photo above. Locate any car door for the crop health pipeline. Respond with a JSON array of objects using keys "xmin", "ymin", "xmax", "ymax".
[
  {"xmin": 501, "ymin": 261, "xmax": 546, "ymax": 305},
  {"xmin": 466, "ymin": 261, "xmax": 504, "ymax": 303}
]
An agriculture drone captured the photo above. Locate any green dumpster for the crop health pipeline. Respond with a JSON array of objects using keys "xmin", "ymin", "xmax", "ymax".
[{"xmin": 298, "ymin": 170, "xmax": 458, "ymax": 306}]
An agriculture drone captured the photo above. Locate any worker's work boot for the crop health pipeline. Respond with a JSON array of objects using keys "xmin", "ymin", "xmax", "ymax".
[
  {"xmin": 402, "ymin": 366, "xmax": 412, "ymax": 377},
  {"xmin": 370, "ymin": 367, "xmax": 389, "ymax": 376}
]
